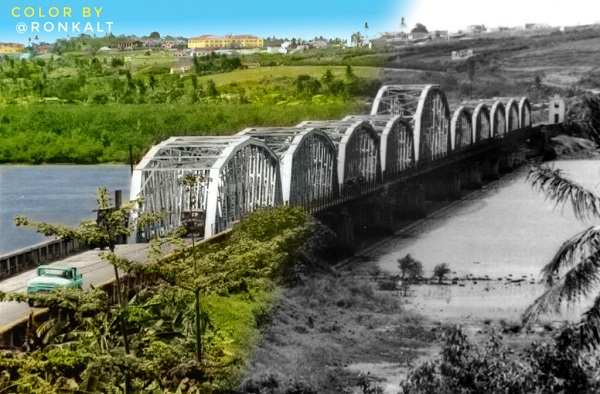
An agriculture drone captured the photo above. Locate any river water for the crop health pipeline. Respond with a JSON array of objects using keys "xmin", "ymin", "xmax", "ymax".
[
  {"xmin": 0, "ymin": 165, "xmax": 131, "ymax": 255},
  {"xmin": 1, "ymin": 161, "xmax": 599, "ymax": 273},
  {"xmin": 371, "ymin": 160, "xmax": 600, "ymax": 279}
]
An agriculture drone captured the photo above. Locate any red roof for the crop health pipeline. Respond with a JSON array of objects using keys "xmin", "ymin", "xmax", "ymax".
[{"xmin": 0, "ymin": 42, "xmax": 24, "ymax": 47}]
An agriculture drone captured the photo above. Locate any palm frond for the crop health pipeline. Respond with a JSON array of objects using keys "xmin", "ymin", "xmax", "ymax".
[
  {"xmin": 540, "ymin": 226, "xmax": 600, "ymax": 285},
  {"xmin": 527, "ymin": 165, "xmax": 600, "ymax": 222},
  {"xmin": 523, "ymin": 240, "xmax": 600, "ymax": 325},
  {"xmin": 523, "ymin": 281, "xmax": 568, "ymax": 324},
  {"xmin": 579, "ymin": 293, "xmax": 600, "ymax": 349}
]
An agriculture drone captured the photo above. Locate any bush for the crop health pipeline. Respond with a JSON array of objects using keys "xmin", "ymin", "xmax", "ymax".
[{"xmin": 401, "ymin": 326, "xmax": 600, "ymax": 394}]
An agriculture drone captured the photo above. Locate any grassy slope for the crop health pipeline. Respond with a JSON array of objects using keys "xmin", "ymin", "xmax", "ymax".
[
  {"xmin": 198, "ymin": 65, "xmax": 382, "ymax": 86},
  {"xmin": 382, "ymin": 26, "xmax": 600, "ymax": 104}
]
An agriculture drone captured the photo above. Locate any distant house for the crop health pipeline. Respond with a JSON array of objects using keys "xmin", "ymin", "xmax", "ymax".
[
  {"xmin": 431, "ymin": 30, "xmax": 449, "ymax": 39},
  {"xmin": 0, "ymin": 42, "xmax": 25, "ymax": 54},
  {"xmin": 408, "ymin": 32, "xmax": 429, "ymax": 41},
  {"xmin": 309, "ymin": 40, "xmax": 328, "ymax": 49},
  {"xmin": 266, "ymin": 46, "xmax": 287, "ymax": 54},
  {"xmin": 188, "ymin": 34, "xmax": 263, "ymax": 49},
  {"xmin": 162, "ymin": 41, "xmax": 175, "ymax": 49},
  {"xmin": 524, "ymin": 23, "xmax": 550, "ymax": 30},
  {"xmin": 174, "ymin": 50, "xmax": 189, "ymax": 57},
  {"xmin": 35, "ymin": 45, "xmax": 54, "ymax": 54},
  {"xmin": 381, "ymin": 32, "xmax": 408, "ymax": 42},
  {"xmin": 117, "ymin": 40, "xmax": 143, "ymax": 50},
  {"xmin": 170, "ymin": 62, "xmax": 193, "ymax": 74},
  {"xmin": 467, "ymin": 25, "xmax": 486, "ymax": 34},
  {"xmin": 143, "ymin": 40, "xmax": 161, "ymax": 48}
]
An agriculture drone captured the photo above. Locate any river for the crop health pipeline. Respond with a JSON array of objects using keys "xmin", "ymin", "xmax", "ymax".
[
  {"xmin": 371, "ymin": 160, "xmax": 600, "ymax": 278},
  {"xmin": 360, "ymin": 160, "xmax": 600, "ymax": 324},
  {"xmin": 0, "ymin": 165, "xmax": 131, "ymax": 255},
  {"xmin": 1, "ymin": 160, "xmax": 599, "ymax": 272}
]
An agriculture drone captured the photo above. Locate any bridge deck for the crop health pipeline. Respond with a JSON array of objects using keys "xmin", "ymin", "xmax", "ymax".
[{"xmin": 0, "ymin": 244, "xmax": 150, "ymax": 333}]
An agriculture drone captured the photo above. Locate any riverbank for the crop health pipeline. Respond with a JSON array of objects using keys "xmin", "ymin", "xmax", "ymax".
[{"xmin": 244, "ymin": 160, "xmax": 597, "ymax": 393}]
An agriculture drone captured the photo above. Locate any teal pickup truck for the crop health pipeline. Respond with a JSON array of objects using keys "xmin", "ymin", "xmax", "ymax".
[{"xmin": 27, "ymin": 265, "xmax": 83, "ymax": 294}]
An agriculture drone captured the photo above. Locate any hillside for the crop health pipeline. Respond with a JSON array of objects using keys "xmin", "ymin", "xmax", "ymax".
[
  {"xmin": 0, "ymin": 26, "xmax": 599, "ymax": 164},
  {"xmin": 381, "ymin": 25, "xmax": 600, "ymax": 104}
]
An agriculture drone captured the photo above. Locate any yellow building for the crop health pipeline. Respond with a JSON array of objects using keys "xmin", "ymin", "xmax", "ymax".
[
  {"xmin": 0, "ymin": 43, "xmax": 25, "ymax": 54},
  {"xmin": 188, "ymin": 34, "xmax": 263, "ymax": 49}
]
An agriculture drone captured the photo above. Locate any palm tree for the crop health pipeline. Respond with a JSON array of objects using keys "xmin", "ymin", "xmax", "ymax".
[
  {"xmin": 523, "ymin": 165, "xmax": 600, "ymax": 347},
  {"xmin": 401, "ymin": 17, "xmax": 407, "ymax": 33}
]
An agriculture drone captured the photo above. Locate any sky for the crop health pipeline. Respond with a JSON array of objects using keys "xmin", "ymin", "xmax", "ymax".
[
  {"xmin": 0, "ymin": 0, "xmax": 404, "ymax": 44},
  {"xmin": 0, "ymin": 0, "xmax": 598, "ymax": 45},
  {"xmin": 407, "ymin": 0, "xmax": 600, "ymax": 32}
]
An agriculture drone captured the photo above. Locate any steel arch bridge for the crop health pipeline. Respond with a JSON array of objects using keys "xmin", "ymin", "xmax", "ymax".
[
  {"xmin": 238, "ymin": 127, "xmax": 338, "ymax": 207},
  {"xmin": 130, "ymin": 136, "xmax": 282, "ymax": 240},
  {"xmin": 370, "ymin": 84, "xmax": 451, "ymax": 164},
  {"xmin": 296, "ymin": 119, "xmax": 381, "ymax": 194},
  {"xmin": 130, "ymin": 85, "xmax": 536, "ymax": 240},
  {"xmin": 343, "ymin": 115, "xmax": 415, "ymax": 180},
  {"xmin": 451, "ymin": 106, "xmax": 473, "ymax": 152}
]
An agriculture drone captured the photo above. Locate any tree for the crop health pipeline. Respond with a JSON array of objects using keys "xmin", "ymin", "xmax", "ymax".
[
  {"xmin": 108, "ymin": 204, "xmax": 312, "ymax": 365},
  {"xmin": 15, "ymin": 191, "xmax": 167, "ymax": 320},
  {"xmin": 523, "ymin": 163, "xmax": 600, "ymax": 348},
  {"xmin": 411, "ymin": 23, "xmax": 428, "ymax": 34},
  {"xmin": 401, "ymin": 326, "xmax": 600, "ymax": 393},
  {"xmin": 15, "ymin": 188, "xmax": 167, "ymax": 392},
  {"xmin": 206, "ymin": 79, "xmax": 219, "ymax": 98},
  {"xmin": 564, "ymin": 95, "xmax": 600, "ymax": 144},
  {"xmin": 149, "ymin": 31, "xmax": 160, "ymax": 39},
  {"xmin": 397, "ymin": 254, "xmax": 424, "ymax": 282},
  {"xmin": 400, "ymin": 17, "xmax": 407, "ymax": 32},
  {"xmin": 432, "ymin": 263, "xmax": 451, "ymax": 284},
  {"xmin": 179, "ymin": 173, "xmax": 209, "ymax": 362}
]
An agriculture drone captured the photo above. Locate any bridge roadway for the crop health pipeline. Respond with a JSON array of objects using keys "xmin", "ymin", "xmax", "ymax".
[{"xmin": 0, "ymin": 243, "xmax": 149, "ymax": 332}]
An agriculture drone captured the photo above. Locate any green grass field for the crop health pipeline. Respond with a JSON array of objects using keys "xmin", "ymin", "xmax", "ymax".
[{"xmin": 196, "ymin": 65, "xmax": 382, "ymax": 86}]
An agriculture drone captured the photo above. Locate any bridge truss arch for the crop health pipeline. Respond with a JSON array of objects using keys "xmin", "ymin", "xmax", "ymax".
[
  {"xmin": 344, "ymin": 115, "xmax": 415, "ymax": 180},
  {"xmin": 130, "ymin": 136, "xmax": 282, "ymax": 240},
  {"xmin": 371, "ymin": 84, "xmax": 450, "ymax": 164},
  {"xmin": 495, "ymin": 98, "xmax": 520, "ymax": 132},
  {"xmin": 519, "ymin": 97, "xmax": 532, "ymax": 128},
  {"xmin": 488, "ymin": 100, "xmax": 506, "ymax": 138},
  {"xmin": 297, "ymin": 120, "xmax": 380, "ymax": 194},
  {"xmin": 450, "ymin": 106, "xmax": 473, "ymax": 152},
  {"xmin": 468, "ymin": 103, "xmax": 490, "ymax": 143},
  {"xmin": 239, "ymin": 127, "xmax": 338, "ymax": 207}
]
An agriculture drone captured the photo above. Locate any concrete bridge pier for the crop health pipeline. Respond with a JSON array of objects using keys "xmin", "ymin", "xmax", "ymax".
[
  {"xmin": 424, "ymin": 168, "xmax": 461, "ymax": 201},
  {"xmin": 498, "ymin": 151, "xmax": 513, "ymax": 173},
  {"xmin": 317, "ymin": 208, "xmax": 356, "ymax": 255},
  {"xmin": 395, "ymin": 182, "xmax": 426, "ymax": 219},
  {"xmin": 352, "ymin": 199, "xmax": 396, "ymax": 236},
  {"xmin": 461, "ymin": 161, "xmax": 483, "ymax": 189},
  {"xmin": 482, "ymin": 156, "xmax": 500, "ymax": 181}
]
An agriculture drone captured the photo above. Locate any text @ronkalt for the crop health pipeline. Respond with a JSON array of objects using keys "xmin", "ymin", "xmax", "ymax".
[{"xmin": 11, "ymin": 6, "xmax": 114, "ymax": 35}]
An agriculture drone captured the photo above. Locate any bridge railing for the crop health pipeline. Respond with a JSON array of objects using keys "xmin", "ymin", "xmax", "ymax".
[
  {"xmin": 0, "ymin": 238, "xmax": 89, "ymax": 280},
  {"xmin": 302, "ymin": 124, "xmax": 541, "ymax": 214}
]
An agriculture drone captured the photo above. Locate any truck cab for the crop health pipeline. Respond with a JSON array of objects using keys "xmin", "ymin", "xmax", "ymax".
[{"xmin": 27, "ymin": 265, "xmax": 83, "ymax": 294}]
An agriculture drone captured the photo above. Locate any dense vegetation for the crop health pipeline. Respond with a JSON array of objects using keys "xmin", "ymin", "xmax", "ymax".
[
  {"xmin": 0, "ymin": 101, "xmax": 366, "ymax": 164},
  {"xmin": 401, "ymin": 326, "xmax": 600, "ymax": 394},
  {"xmin": 2, "ymin": 205, "xmax": 319, "ymax": 393},
  {"xmin": 0, "ymin": 47, "xmax": 378, "ymax": 164},
  {"xmin": 3, "ymin": 25, "xmax": 600, "ymax": 164}
]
